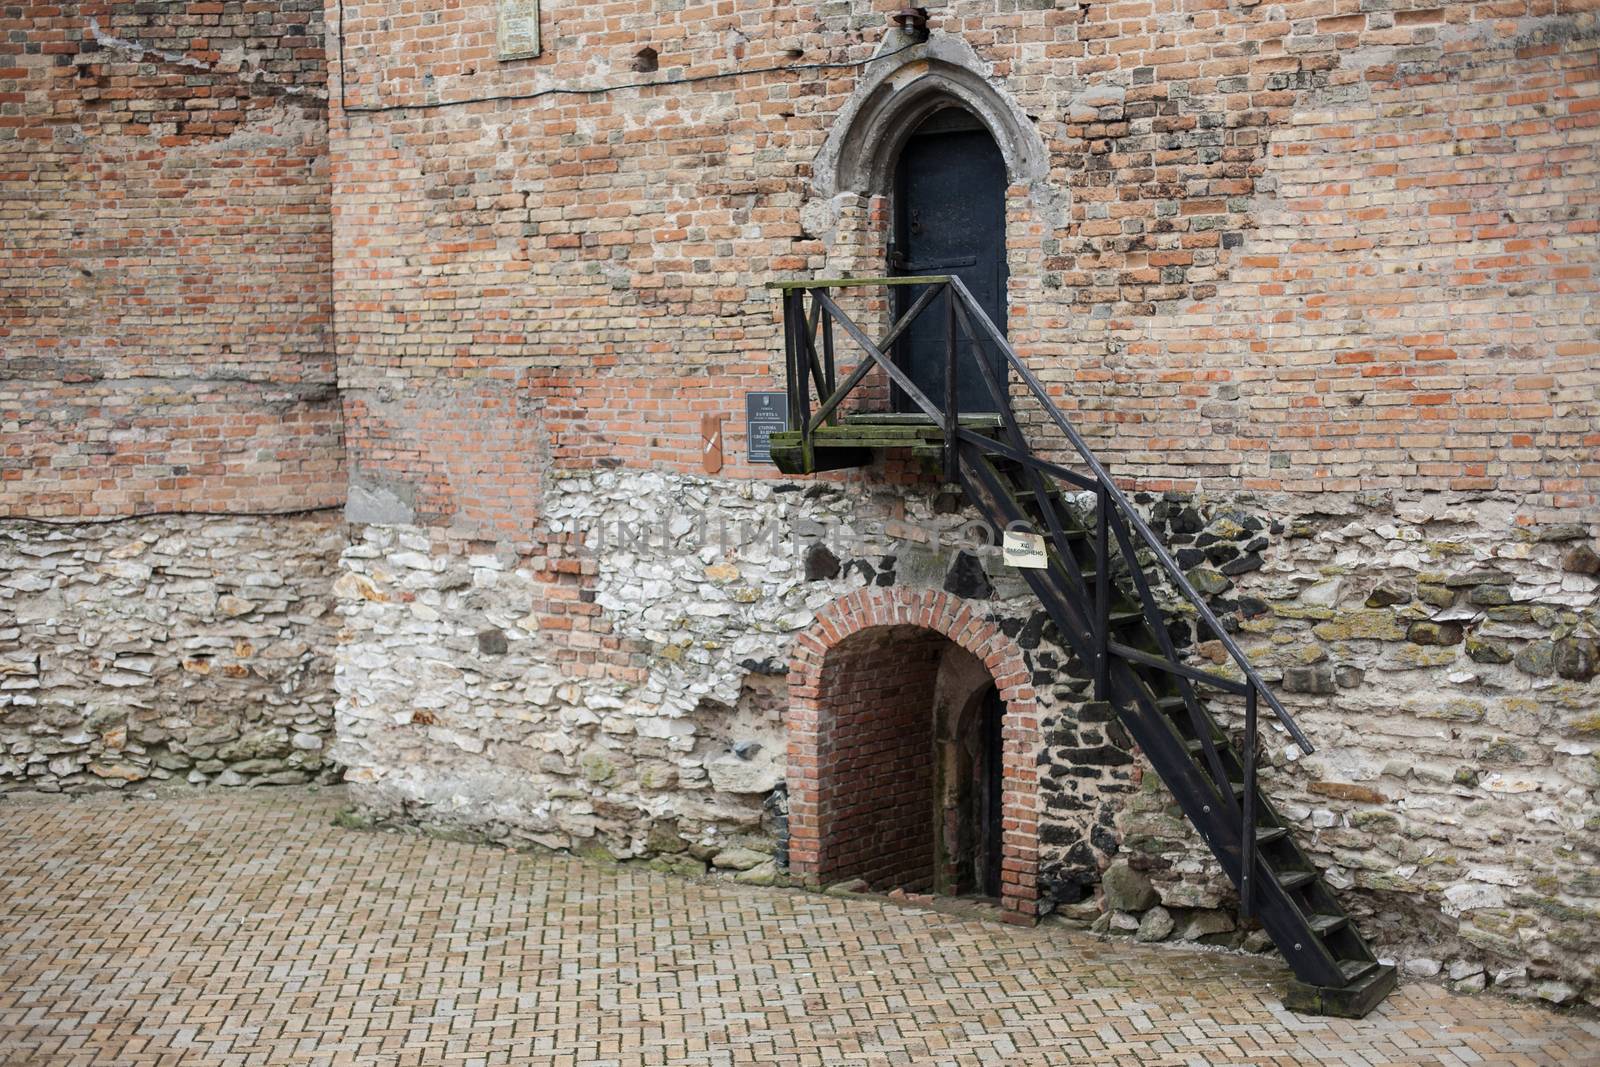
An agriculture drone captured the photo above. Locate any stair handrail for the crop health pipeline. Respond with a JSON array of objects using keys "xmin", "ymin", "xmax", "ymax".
[{"xmin": 940, "ymin": 275, "xmax": 1314, "ymax": 757}]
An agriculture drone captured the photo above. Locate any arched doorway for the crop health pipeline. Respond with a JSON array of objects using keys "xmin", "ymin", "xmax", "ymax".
[
  {"xmin": 786, "ymin": 588, "xmax": 1042, "ymax": 924},
  {"xmin": 890, "ymin": 107, "xmax": 1009, "ymax": 414}
]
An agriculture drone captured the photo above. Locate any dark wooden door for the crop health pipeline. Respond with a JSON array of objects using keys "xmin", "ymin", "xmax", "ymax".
[{"xmin": 892, "ymin": 121, "xmax": 1008, "ymax": 414}]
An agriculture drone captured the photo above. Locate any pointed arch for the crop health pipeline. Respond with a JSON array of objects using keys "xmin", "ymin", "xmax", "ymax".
[{"xmin": 812, "ymin": 37, "xmax": 1050, "ymax": 198}]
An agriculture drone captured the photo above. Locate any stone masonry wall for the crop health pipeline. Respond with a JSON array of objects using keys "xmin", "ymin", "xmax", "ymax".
[
  {"xmin": 0, "ymin": 514, "xmax": 346, "ymax": 791},
  {"xmin": 331, "ymin": 470, "xmax": 1128, "ymax": 893},
  {"xmin": 1104, "ymin": 490, "xmax": 1600, "ymax": 1002},
  {"xmin": 0, "ymin": 5, "xmax": 345, "ymax": 790},
  {"xmin": 1, "ymin": 1, "xmax": 340, "ymax": 517}
]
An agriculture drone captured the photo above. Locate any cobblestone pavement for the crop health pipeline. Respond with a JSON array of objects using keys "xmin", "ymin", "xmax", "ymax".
[{"xmin": 2, "ymin": 788, "xmax": 1596, "ymax": 1066}]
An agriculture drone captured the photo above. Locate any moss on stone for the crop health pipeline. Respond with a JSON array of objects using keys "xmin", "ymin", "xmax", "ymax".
[
  {"xmin": 1465, "ymin": 634, "xmax": 1513, "ymax": 664},
  {"xmin": 1271, "ymin": 603, "xmax": 1336, "ymax": 621},
  {"xmin": 331, "ymin": 807, "xmax": 380, "ymax": 831},
  {"xmin": 1312, "ymin": 610, "xmax": 1407, "ymax": 642},
  {"xmin": 1416, "ymin": 584, "xmax": 1456, "ymax": 608},
  {"xmin": 574, "ymin": 841, "xmax": 620, "ymax": 866},
  {"xmin": 1517, "ymin": 894, "xmax": 1600, "ymax": 924},
  {"xmin": 580, "ymin": 751, "xmax": 616, "ymax": 784},
  {"xmin": 1350, "ymin": 810, "xmax": 1400, "ymax": 832},
  {"xmin": 646, "ymin": 853, "xmax": 708, "ymax": 878},
  {"xmin": 1390, "ymin": 644, "xmax": 1462, "ymax": 669},
  {"xmin": 1570, "ymin": 713, "xmax": 1600, "ymax": 736},
  {"xmin": 1420, "ymin": 700, "xmax": 1478, "ymax": 726},
  {"xmin": 1480, "ymin": 739, "xmax": 1530, "ymax": 763}
]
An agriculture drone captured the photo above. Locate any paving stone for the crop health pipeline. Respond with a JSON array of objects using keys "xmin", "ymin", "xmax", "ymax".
[{"xmin": 4, "ymin": 773, "xmax": 1599, "ymax": 1067}]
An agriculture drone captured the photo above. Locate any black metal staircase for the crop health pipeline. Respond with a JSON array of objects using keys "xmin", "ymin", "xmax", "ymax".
[{"xmin": 766, "ymin": 275, "xmax": 1396, "ymax": 1018}]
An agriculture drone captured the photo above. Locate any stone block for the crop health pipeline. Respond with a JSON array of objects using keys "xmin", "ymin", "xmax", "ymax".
[
  {"xmin": 1135, "ymin": 906, "xmax": 1174, "ymax": 942},
  {"xmin": 1101, "ymin": 862, "xmax": 1158, "ymax": 912}
]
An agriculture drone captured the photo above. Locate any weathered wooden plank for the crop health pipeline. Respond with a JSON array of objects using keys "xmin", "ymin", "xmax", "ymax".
[
  {"xmin": 768, "ymin": 444, "xmax": 871, "ymax": 475},
  {"xmin": 764, "ymin": 275, "xmax": 952, "ymax": 290},
  {"xmin": 842, "ymin": 412, "xmax": 1003, "ymax": 428}
]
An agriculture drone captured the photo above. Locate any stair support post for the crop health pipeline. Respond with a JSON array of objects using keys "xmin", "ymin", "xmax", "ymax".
[
  {"xmin": 797, "ymin": 291, "xmax": 815, "ymax": 471},
  {"xmin": 1241, "ymin": 684, "xmax": 1258, "ymax": 920},
  {"xmin": 942, "ymin": 282, "xmax": 959, "ymax": 486},
  {"xmin": 783, "ymin": 288, "xmax": 802, "ymax": 432},
  {"xmin": 1093, "ymin": 483, "xmax": 1110, "ymax": 701},
  {"xmin": 820, "ymin": 296, "xmax": 837, "ymax": 419}
]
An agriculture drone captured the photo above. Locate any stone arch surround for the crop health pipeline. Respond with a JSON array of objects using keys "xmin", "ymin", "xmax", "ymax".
[
  {"xmin": 786, "ymin": 588, "xmax": 1041, "ymax": 923},
  {"xmin": 811, "ymin": 35, "xmax": 1051, "ymax": 199}
]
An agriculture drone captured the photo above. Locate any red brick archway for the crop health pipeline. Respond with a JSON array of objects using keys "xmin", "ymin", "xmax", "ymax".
[{"xmin": 787, "ymin": 588, "xmax": 1041, "ymax": 924}]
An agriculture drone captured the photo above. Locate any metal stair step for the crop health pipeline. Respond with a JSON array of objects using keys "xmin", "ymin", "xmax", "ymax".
[
  {"xmin": 1178, "ymin": 731, "xmax": 1241, "ymax": 772},
  {"xmin": 1339, "ymin": 959, "xmax": 1378, "ymax": 983},
  {"xmin": 1287, "ymin": 963, "xmax": 1397, "ymax": 1018},
  {"xmin": 994, "ymin": 500, "xmax": 1088, "ymax": 539},
  {"xmin": 1011, "ymin": 486, "xmax": 1079, "ymax": 510},
  {"xmin": 1277, "ymin": 870, "xmax": 1317, "ymax": 891},
  {"xmin": 1309, "ymin": 913, "xmax": 1348, "ymax": 936},
  {"xmin": 1256, "ymin": 826, "xmax": 1290, "ymax": 846}
]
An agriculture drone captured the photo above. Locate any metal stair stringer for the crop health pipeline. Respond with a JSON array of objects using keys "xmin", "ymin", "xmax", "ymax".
[{"xmin": 955, "ymin": 442, "xmax": 1396, "ymax": 1018}]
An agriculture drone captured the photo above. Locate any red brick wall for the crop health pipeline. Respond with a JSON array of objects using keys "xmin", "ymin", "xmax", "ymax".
[
  {"xmin": 1, "ymin": 2, "xmax": 341, "ymax": 518},
  {"xmin": 812, "ymin": 625, "xmax": 944, "ymax": 891},
  {"xmin": 329, "ymin": 0, "xmax": 1598, "ymax": 533}
]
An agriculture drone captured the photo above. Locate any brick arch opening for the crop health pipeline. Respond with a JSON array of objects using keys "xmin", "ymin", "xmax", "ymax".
[{"xmin": 786, "ymin": 589, "xmax": 1041, "ymax": 923}]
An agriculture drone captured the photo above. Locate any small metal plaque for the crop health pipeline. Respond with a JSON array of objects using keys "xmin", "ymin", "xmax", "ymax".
[
  {"xmin": 745, "ymin": 392, "xmax": 788, "ymax": 464},
  {"xmin": 496, "ymin": 0, "xmax": 541, "ymax": 60},
  {"xmin": 1003, "ymin": 530, "xmax": 1048, "ymax": 569}
]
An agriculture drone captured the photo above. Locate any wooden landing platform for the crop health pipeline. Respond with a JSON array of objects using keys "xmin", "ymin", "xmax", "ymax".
[{"xmin": 769, "ymin": 413, "xmax": 1002, "ymax": 475}]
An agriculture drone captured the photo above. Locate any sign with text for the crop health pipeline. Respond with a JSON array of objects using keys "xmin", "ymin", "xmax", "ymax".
[
  {"xmin": 1002, "ymin": 530, "xmax": 1048, "ymax": 569},
  {"xmin": 495, "ymin": 0, "xmax": 541, "ymax": 60},
  {"xmin": 745, "ymin": 392, "xmax": 788, "ymax": 464}
]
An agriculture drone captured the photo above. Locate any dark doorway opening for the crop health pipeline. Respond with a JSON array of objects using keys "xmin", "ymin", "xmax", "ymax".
[
  {"xmin": 936, "ymin": 673, "xmax": 1007, "ymax": 900},
  {"xmin": 977, "ymin": 684, "xmax": 1005, "ymax": 898},
  {"xmin": 890, "ymin": 108, "xmax": 1008, "ymax": 414}
]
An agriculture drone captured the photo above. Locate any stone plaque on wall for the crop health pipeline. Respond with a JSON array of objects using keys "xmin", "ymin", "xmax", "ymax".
[
  {"xmin": 745, "ymin": 392, "xmax": 788, "ymax": 464},
  {"xmin": 496, "ymin": 0, "xmax": 541, "ymax": 61}
]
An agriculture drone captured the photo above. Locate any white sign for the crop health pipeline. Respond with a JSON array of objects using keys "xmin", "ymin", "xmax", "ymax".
[
  {"xmin": 496, "ymin": 0, "xmax": 541, "ymax": 60},
  {"xmin": 1003, "ymin": 530, "xmax": 1048, "ymax": 569}
]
